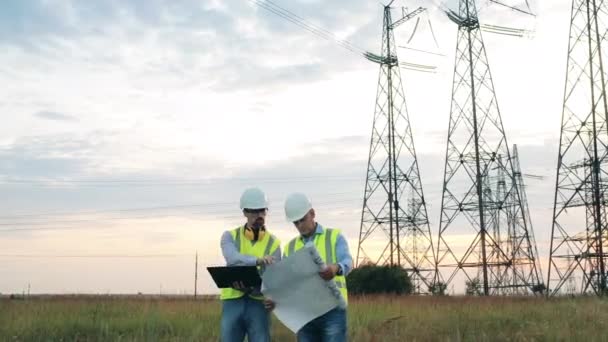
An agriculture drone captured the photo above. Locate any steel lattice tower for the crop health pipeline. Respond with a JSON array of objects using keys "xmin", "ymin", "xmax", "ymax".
[
  {"xmin": 356, "ymin": 3, "xmax": 436, "ymax": 294},
  {"xmin": 508, "ymin": 145, "xmax": 544, "ymax": 293},
  {"xmin": 547, "ymin": 0, "xmax": 608, "ymax": 296},
  {"xmin": 434, "ymin": 0, "xmax": 543, "ymax": 295}
]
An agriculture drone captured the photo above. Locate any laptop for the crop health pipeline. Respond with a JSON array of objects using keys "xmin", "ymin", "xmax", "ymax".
[{"xmin": 207, "ymin": 266, "xmax": 262, "ymax": 288}]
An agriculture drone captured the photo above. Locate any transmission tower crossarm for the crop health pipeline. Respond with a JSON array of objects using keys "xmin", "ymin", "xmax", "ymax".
[
  {"xmin": 481, "ymin": 24, "xmax": 526, "ymax": 37},
  {"xmin": 522, "ymin": 173, "xmax": 544, "ymax": 180},
  {"xmin": 391, "ymin": 7, "xmax": 426, "ymax": 29}
]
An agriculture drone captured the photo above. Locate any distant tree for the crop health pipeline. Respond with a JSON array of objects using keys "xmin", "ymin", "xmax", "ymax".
[
  {"xmin": 465, "ymin": 277, "xmax": 482, "ymax": 296},
  {"xmin": 347, "ymin": 264, "xmax": 412, "ymax": 295},
  {"xmin": 9, "ymin": 294, "xmax": 24, "ymax": 300},
  {"xmin": 429, "ymin": 281, "xmax": 448, "ymax": 296}
]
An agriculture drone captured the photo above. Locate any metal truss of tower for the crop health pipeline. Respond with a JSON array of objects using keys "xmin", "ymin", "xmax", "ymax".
[
  {"xmin": 356, "ymin": 4, "xmax": 436, "ymax": 294},
  {"xmin": 510, "ymin": 145, "xmax": 544, "ymax": 293},
  {"xmin": 434, "ymin": 0, "xmax": 544, "ymax": 296},
  {"xmin": 547, "ymin": 0, "xmax": 608, "ymax": 296}
]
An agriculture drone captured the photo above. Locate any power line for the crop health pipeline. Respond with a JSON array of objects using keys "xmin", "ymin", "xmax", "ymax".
[
  {"xmin": 0, "ymin": 203, "xmax": 231, "ymax": 219},
  {"xmin": 263, "ymin": 0, "xmax": 366, "ymax": 52},
  {"xmin": 0, "ymin": 190, "xmax": 362, "ymax": 220},
  {"xmin": 0, "ymin": 200, "xmax": 361, "ymax": 226},
  {"xmin": 0, "ymin": 178, "xmax": 509, "ymax": 225},
  {"xmin": 399, "ymin": 45, "xmax": 446, "ymax": 57},
  {"xmin": 0, "ymin": 202, "xmax": 364, "ymax": 232},
  {"xmin": 0, "ymin": 254, "xmax": 192, "ymax": 258},
  {"xmin": 488, "ymin": 0, "xmax": 536, "ymax": 17},
  {"xmin": 251, "ymin": 0, "xmax": 443, "ymax": 74},
  {"xmin": 0, "ymin": 175, "xmax": 363, "ymax": 187},
  {"xmin": 250, "ymin": 0, "xmax": 366, "ymax": 57}
]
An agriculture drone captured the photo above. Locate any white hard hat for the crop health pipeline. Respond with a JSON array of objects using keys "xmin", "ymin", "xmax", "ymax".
[
  {"xmin": 240, "ymin": 187, "xmax": 268, "ymax": 210},
  {"xmin": 284, "ymin": 192, "xmax": 312, "ymax": 222}
]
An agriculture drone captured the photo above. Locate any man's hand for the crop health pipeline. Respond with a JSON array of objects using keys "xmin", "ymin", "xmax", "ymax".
[
  {"xmin": 263, "ymin": 298, "xmax": 276, "ymax": 311},
  {"xmin": 231, "ymin": 281, "xmax": 247, "ymax": 291},
  {"xmin": 256, "ymin": 256, "xmax": 275, "ymax": 266},
  {"xmin": 319, "ymin": 264, "xmax": 339, "ymax": 280}
]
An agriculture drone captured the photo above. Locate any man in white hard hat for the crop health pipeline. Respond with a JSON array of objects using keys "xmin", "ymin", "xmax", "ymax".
[
  {"xmin": 283, "ymin": 192, "xmax": 352, "ymax": 342},
  {"xmin": 219, "ymin": 187, "xmax": 281, "ymax": 342}
]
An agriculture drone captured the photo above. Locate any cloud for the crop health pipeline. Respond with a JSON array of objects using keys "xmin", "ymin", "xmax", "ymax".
[
  {"xmin": 0, "ymin": 134, "xmax": 93, "ymax": 178},
  {"xmin": 33, "ymin": 111, "xmax": 78, "ymax": 122},
  {"xmin": 0, "ymin": 0, "xmax": 571, "ymax": 293},
  {"xmin": 0, "ymin": 128, "xmax": 559, "ymax": 293},
  {"xmin": 209, "ymin": 62, "xmax": 330, "ymax": 92},
  {"xmin": 0, "ymin": 129, "xmax": 233, "ymax": 181},
  {"xmin": 0, "ymin": 1, "xmax": 76, "ymax": 42},
  {"xmin": 0, "ymin": 0, "xmax": 379, "ymax": 94}
]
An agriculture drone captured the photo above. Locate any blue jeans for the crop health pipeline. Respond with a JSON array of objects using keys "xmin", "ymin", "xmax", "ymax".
[
  {"xmin": 297, "ymin": 307, "xmax": 347, "ymax": 342},
  {"xmin": 221, "ymin": 296, "xmax": 270, "ymax": 342}
]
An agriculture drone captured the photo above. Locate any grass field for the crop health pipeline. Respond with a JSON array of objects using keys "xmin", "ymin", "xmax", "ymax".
[{"xmin": 1, "ymin": 295, "xmax": 607, "ymax": 341}]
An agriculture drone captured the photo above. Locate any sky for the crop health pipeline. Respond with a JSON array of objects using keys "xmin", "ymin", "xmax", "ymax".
[{"xmin": 0, "ymin": 0, "xmax": 574, "ymax": 295}]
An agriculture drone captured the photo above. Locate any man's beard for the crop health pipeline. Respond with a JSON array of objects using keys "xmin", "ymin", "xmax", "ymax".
[{"xmin": 253, "ymin": 218, "xmax": 265, "ymax": 229}]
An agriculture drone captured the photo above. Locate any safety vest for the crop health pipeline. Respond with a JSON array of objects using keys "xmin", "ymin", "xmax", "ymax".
[
  {"xmin": 220, "ymin": 226, "xmax": 280, "ymax": 301},
  {"xmin": 284, "ymin": 228, "xmax": 348, "ymax": 303}
]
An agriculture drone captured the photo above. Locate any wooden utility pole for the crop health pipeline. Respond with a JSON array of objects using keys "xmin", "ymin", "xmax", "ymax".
[{"xmin": 194, "ymin": 251, "xmax": 198, "ymax": 299}]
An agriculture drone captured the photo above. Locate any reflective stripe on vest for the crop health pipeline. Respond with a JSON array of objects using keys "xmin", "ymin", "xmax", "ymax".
[
  {"xmin": 264, "ymin": 235, "xmax": 276, "ymax": 256},
  {"xmin": 234, "ymin": 228, "xmax": 241, "ymax": 250},
  {"xmin": 220, "ymin": 226, "xmax": 279, "ymax": 301},
  {"xmin": 287, "ymin": 239, "xmax": 296, "ymax": 256},
  {"xmin": 284, "ymin": 228, "xmax": 348, "ymax": 303}
]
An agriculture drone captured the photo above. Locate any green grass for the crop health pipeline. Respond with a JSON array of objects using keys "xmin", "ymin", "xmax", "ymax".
[{"xmin": 1, "ymin": 295, "xmax": 607, "ymax": 341}]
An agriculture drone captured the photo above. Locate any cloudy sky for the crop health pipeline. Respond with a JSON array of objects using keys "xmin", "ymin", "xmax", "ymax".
[{"xmin": 0, "ymin": 0, "xmax": 572, "ymax": 294}]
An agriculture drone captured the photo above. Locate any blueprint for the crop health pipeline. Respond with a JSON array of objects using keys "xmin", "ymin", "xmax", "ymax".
[{"xmin": 261, "ymin": 246, "xmax": 346, "ymax": 333}]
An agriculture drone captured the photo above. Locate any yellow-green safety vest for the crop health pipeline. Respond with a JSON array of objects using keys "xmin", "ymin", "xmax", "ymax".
[
  {"xmin": 220, "ymin": 226, "xmax": 280, "ymax": 301},
  {"xmin": 284, "ymin": 228, "xmax": 348, "ymax": 303}
]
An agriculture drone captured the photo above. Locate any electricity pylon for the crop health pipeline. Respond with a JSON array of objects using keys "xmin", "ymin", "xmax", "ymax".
[
  {"xmin": 509, "ymin": 145, "xmax": 544, "ymax": 294},
  {"xmin": 547, "ymin": 0, "xmax": 608, "ymax": 296},
  {"xmin": 356, "ymin": 3, "xmax": 436, "ymax": 294},
  {"xmin": 434, "ymin": 0, "xmax": 543, "ymax": 295}
]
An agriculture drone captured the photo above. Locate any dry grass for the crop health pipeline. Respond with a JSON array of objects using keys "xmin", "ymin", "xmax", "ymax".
[{"xmin": 0, "ymin": 295, "xmax": 607, "ymax": 341}]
